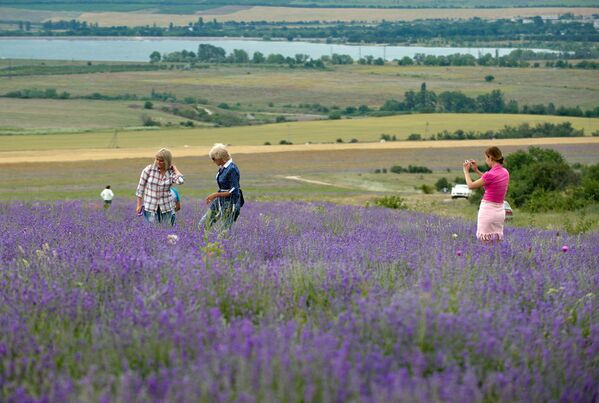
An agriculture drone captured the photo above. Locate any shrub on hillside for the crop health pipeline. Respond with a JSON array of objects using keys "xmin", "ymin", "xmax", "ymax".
[
  {"xmin": 141, "ymin": 113, "xmax": 160, "ymax": 127},
  {"xmin": 420, "ymin": 184, "xmax": 434, "ymax": 194},
  {"xmin": 391, "ymin": 165, "xmax": 433, "ymax": 174},
  {"xmin": 435, "ymin": 177, "xmax": 450, "ymax": 192},
  {"xmin": 506, "ymin": 147, "xmax": 579, "ymax": 208},
  {"xmin": 373, "ymin": 195, "xmax": 407, "ymax": 209}
]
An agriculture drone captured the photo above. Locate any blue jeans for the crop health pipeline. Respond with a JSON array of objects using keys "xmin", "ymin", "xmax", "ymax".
[{"xmin": 144, "ymin": 207, "xmax": 174, "ymax": 226}]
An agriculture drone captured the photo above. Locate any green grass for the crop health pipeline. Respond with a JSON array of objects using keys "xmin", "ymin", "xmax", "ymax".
[
  {"xmin": 0, "ymin": 62, "xmax": 162, "ymax": 77},
  {"xmin": 0, "ymin": 98, "xmax": 195, "ymax": 132},
  {"xmin": 1, "ymin": 63, "xmax": 597, "ymax": 115}
]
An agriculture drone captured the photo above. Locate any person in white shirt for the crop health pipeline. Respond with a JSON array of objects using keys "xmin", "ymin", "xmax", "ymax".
[{"xmin": 100, "ymin": 185, "xmax": 114, "ymax": 208}]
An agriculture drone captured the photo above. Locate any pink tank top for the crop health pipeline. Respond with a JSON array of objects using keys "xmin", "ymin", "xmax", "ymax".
[{"xmin": 482, "ymin": 164, "xmax": 509, "ymax": 203}]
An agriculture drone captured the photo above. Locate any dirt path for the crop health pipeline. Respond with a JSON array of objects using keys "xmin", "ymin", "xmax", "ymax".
[
  {"xmin": 283, "ymin": 175, "xmax": 340, "ymax": 187},
  {"xmin": 2, "ymin": 137, "xmax": 598, "ymax": 165}
]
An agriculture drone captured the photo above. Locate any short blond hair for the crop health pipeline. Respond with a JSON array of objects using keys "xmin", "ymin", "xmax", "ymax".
[
  {"xmin": 155, "ymin": 148, "xmax": 173, "ymax": 169},
  {"xmin": 208, "ymin": 143, "xmax": 230, "ymax": 161}
]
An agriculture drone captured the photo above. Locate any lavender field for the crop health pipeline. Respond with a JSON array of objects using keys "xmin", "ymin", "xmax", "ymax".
[{"xmin": 1, "ymin": 200, "xmax": 597, "ymax": 402}]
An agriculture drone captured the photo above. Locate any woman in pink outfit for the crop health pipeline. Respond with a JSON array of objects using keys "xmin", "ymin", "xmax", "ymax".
[{"xmin": 463, "ymin": 146, "xmax": 510, "ymax": 242}]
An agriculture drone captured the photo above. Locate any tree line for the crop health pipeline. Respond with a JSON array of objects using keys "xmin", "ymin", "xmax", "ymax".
[
  {"xmin": 378, "ymin": 83, "xmax": 599, "ymax": 118},
  {"xmin": 152, "ymin": 45, "xmax": 598, "ymax": 72},
  {"xmin": 152, "ymin": 45, "xmax": 327, "ymax": 68},
  {"xmin": 419, "ymin": 122, "xmax": 588, "ymax": 141},
  {"xmin": 398, "ymin": 51, "xmax": 599, "ymax": 69},
  {"xmin": 3, "ymin": 17, "xmax": 598, "ymax": 54}
]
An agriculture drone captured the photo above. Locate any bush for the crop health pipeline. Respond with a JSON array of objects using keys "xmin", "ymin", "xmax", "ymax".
[
  {"xmin": 373, "ymin": 195, "xmax": 408, "ymax": 209},
  {"xmin": 209, "ymin": 113, "xmax": 247, "ymax": 127},
  {"xmin": 408, "ymin": 165, "xmax": 432, "ymax": 174},
  {"xmin": 141, "ymin": 113, "xmax": 160, "ymax": 127},
  {"xmin": 506, "ymin": 147, "xmax": 579, "ymax": 208},
  {"xmin": 217, "ymin": 103, "xmax": 230, "ymax": 109},
  {"xmin": 484, "ymin": 75, "xmax": 495, "ymax": 82},
  {"xmin": 407, "ymin": 133, "xmax": 422, "ymax": 141},
  {"xmin": 577, "ymin": 163, "xmax": 599, "ymax": 202},
  {"xmin": 279, "ymin": 139, "xmax": 293, "ymax": 145},
  {"xmin": 420, "ymin": 184, "xmax": 434, "ymax": 194},
  {"xmin": 336, "ymin": 138, "xmax": 344, "ymax": 143},
  {"xmin": 435, "ymin": 177, "xmax": 450, "ymax": 192},
  {"xmin": 144, "ymin": 101, "xmax": 153, "ymax": 109},
  {"xmin": 380, "ymin": 134, "xmax": 397, "ymax": 141},
  {"xmin": 524, "ymin": 189, "xmax": 586, "ymax": 213}
]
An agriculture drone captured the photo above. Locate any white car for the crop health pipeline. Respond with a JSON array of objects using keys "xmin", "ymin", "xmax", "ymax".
[{"xmin": 451, "ymin": 184, "xmax": 472, "ymax": 199}]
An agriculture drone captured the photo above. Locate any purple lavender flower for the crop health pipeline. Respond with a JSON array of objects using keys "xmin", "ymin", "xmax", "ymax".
[{"xmin": 0, "ymin": 200, "xmax": 597, "ymax": 402}]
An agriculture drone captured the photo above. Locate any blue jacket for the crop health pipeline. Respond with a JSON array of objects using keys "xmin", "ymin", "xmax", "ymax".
[{"xmin": 216, "ymin": 160, "xmax": 244, "ymax": 207}]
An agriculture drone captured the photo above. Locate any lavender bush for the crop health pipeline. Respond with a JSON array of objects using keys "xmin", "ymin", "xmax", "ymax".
[{"xmin": 0, "ymin": 200, "xmax": 597, "ymax": 402}]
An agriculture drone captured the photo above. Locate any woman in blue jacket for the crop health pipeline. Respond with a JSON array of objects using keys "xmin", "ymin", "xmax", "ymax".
[{"xmin": 199, "ymin": 143, "xmax": 244, "ymax": 231}]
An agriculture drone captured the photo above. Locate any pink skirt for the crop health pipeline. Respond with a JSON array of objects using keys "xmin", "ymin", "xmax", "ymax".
[{"xmin": 477, "ymin": 200, "xmax": 505, "ymax": 241}]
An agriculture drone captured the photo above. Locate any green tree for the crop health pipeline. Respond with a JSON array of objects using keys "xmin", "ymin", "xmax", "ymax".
[
  {"xmin": 197, "ymin": 44, "xmax": 226, "ymax": 62},
  {"xmin": 397, "ymin": 56, "xmax": 414, "ymax": 66},
  {"xmin": 505, "ymin": 147, "xmax": 579, "ymax": 208},
  {"xmin": 438, "ymin": 91, "xmax": 476, "ymax": 112},
  {"xmin": 149, "ymin": 51, "xmax": 161, "ymax": 63},
  {"xmin": 229, "ymin": 49, "xmax": 249, "ymax": 64},
  {"xmin": 476, "ymin": 89, "xmax": 505, "ymax": 113},
  {"xmin": 252, "ymin": 51, "xmax": 265, "ymax": 64},
  {"xmin": 435, "ymin": 177, "xmax": 450, "ymax": 191},
  {"xmin": 576, "ymin": 163, "xmax": 599, "ymax": 202}
]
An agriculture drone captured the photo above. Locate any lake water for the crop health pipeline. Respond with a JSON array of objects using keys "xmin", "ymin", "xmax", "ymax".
[{"xmin": 0, "ymin": 37, "xmax": 549, "ymax": 62}]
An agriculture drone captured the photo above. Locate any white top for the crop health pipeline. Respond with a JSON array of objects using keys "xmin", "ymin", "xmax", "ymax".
[{"xmin": 100, "ymin": 188, "xmax": 114, "ymax": 201}]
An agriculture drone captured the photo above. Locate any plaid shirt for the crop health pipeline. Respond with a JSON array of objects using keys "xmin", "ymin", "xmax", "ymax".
[{"xmin": 136, "ymin": 164, "xmax": 184, "ymax": 213}]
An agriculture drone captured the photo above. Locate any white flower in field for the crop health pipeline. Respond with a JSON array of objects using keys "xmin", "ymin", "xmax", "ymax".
[
  {"xmin": 451, "ymin": 233, "xmax": 458, "ymax": 239},
  {"xmin": 167, "ymin": 234, "xmax": 179, "ymax": 245}
]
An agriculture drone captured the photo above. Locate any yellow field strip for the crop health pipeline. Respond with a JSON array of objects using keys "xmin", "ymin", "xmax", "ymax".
[
  {"xmin": 2, "ymin": 137, "xmax": 598, "ymax": 165},
  {"xmin": 74, "ymin": 7, "xmax": 599, "ymax": 26}
]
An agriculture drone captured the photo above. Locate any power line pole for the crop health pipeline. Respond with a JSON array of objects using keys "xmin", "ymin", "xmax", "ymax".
[{"xmin": 109, "ymin": 130, "xmax": 119, "ymax": 148}]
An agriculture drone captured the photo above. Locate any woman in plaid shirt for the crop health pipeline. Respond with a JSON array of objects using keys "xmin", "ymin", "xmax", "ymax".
[{"xmin": 136, "ymin": 148, "xmax": 184, "ymax": 225}]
